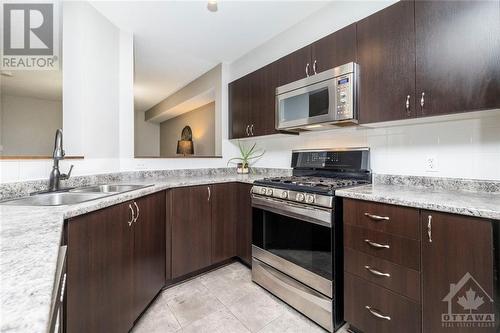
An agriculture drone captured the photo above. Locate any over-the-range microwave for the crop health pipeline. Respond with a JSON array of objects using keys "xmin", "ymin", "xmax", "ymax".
[{"xmin": 276, "ymin": 62, "xmax": 358, "ymax": 132}]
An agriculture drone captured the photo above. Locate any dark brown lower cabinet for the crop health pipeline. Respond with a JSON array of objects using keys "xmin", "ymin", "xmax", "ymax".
[
  {"xmin": 211, "ymin": 183, "xmax": 237, "ymax": 263},
  {"xmin": 66, "ymin": 191, "xmax": 166, "ymax": 333},
  {"xmin": 171, "ymin": 185, "xmax": 212, "ymax": 279},
  {"xmin": 67, "ymin": 201, "xmax": 134, "ymax": 333},
  {"xmin": 132, "ymin": 192, "xmax": 166, "ymax": 319},
  {"xmin": 422, "ymin": 211, "xmax": 497, "ymax": 333},
  {"xmin": 236, "ymin": 183, "xmax": 253, "ymax": 265},
  {"xmin": 170, "ymin": 183, "xmax": 254, "ymax": 279}
]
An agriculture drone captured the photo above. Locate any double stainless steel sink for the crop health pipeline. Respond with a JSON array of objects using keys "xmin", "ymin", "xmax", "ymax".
[{"xmin": 1, "ymin": 184, "xmax": 152, "ymax": 206}]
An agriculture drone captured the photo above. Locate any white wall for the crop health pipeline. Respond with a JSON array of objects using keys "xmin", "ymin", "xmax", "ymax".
[
  {"xmin": 1, "ymin": 95, "xmax": 62, "ymax": 155},
  {"xmin": 134, "ymin": 110, "xmax": 160, "ymax": 157}
]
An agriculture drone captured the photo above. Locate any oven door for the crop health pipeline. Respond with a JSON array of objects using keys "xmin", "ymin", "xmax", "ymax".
[
  {"xmin": 252, "ymin": 195, "xmax": 333, "ymax": 297},
  {"xmin": 276, "ymin": 78, "xmax": 336, "ymax": 130}
]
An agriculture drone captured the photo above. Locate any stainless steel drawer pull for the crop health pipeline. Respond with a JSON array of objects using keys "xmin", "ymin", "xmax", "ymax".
[
  {"xmin": 128, "ymin": 204, "xmax": 135, "ymax": 227},
  {"xmin": 364, "ymin": 265, "xmax": 391, "ymax": 278},
  {"xmin": 365, "ymin": 306, "xmax": 391, "ymax": 321},
  {"xmin": 133, "ymin": 201, "xmax": 140, "ymax": 223},
  {"xmin": 427, "ymin": 215, "xmax": 432, "ymax": 243},
  {"xmin": 364, "ymin": 213, "xmax": 390, "ymax": 221},
  {"xmin": 364, "ymin": 239, "xmax": 390, "ymax": 249}
]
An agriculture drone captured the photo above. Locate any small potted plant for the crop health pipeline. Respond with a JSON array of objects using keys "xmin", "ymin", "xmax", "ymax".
[{"xmin": 227, "ymin": 141, "xmax": 265, "ymax": 174}]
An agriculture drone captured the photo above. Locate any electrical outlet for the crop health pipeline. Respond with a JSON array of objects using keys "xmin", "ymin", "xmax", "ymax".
[{"xmin": 425, "ymin": 155, "xmax": 439, "ymax": 172}]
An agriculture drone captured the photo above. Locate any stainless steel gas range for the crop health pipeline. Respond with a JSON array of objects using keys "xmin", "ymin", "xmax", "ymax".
[{"xmin": 251, "ymin": 148, "xmax": 371, "ymax": 332}]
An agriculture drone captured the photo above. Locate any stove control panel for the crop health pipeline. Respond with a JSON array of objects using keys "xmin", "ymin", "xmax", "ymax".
[{"xmin": 251, "ymin": 185, "xmax": 333, "ymax": 209}]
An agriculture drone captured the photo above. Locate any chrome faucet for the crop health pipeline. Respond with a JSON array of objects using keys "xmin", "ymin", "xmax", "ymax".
[{"xmin": 48, "ymin": 129, "xmax": 73, "ymax": 192}]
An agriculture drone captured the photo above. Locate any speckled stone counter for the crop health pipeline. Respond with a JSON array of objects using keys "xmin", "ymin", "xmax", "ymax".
[
  {"xmin": 336, "ymin": 183, "xmax": 500, "ymax": 220},
  {"xmin": 0, "ymin": 170, "xmax": 288, "ymax": 333}
]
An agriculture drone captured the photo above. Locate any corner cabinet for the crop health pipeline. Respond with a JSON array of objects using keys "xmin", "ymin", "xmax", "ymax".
[
  {"xmin": 229, "ymin": 63, "xmax": 279, "ymax": 139},
  {"xmin": 66, "ymin": 191, "xmax": 166, "ymax": 333},
  {"xmin": 169, "ymin": 183, "xmax": 253, "ymax": 279}
]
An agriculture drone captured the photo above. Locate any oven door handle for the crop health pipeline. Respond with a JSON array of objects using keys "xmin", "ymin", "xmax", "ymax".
[{"xmin": 252, "ymin": 195, "xmax": 332, "ymax": 228}]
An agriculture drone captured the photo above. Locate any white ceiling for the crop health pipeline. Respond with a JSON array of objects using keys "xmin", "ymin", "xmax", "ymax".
[
  {"xmin": 0, "ymin": 70, "xmax": 62, "ymax": 101},
  {"xmin": 90, "ymin": 1, "xmax": 330, "ymax": 113}
]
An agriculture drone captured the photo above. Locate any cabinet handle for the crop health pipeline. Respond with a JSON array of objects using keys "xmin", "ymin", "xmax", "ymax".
[
  {"xmin": 313, "ymin": 60, "xmax": 317, "ymax": 75},
  {"xmin": 365, "ymin": 306, "xmax": 391, "ymax": 321},
  {"xmin": 364, "ymin": 265, "xmax": 391, "ymax": 278},
  {"xmin": 133, "ymin": 201, "xmax": 140, "ymax": 223},
  {"xmin": 128, "ymin": 204, "xmax": 135, "ymax": 227},
  {"xmin": 364, "ymin": 213, "xmax": 390, "ymax": 222},
  {"xmin": 405, "ymin": 95, "xmax": 411, "ymax": 114},
  {"xmin": 245, "ymin": 125, "xmax": 250, "ymax": 136},
  {"xmin": 305, "ymin": 63, "xmax": 310, "ymax": 77},
  {"xmin": 207, "ymin": 186, "xmax": 211, "ymax": 202},
  {"xmin": 250, "ymin": 124, "xmax": 254, "ymax": 136},
  {"xmin": 364, "ymin": 239, "xmax": 390, "ymax": 249},
  {"xmin": 420, "ymin": 92, "xmax": 425, "ymax": 108},
  {"xmin": 427, "ymin": 215, "xmax": 432, "ymax": 243}
]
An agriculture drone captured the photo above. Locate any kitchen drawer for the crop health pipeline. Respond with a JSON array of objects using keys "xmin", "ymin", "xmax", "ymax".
[
  {"xmin": 344, "ymin": 224, "xmax": 420, "ymax": 271},
  {"xmin": 344, "ymin": 247, "xmax": 421, "ymax": 302},
  {"xmin": 345, "ymin": 272, "xmax": 421, "ymax": 333},
  {"xmin": 344, "ymin": 199, "xmax": 420, "ymax": 240}
]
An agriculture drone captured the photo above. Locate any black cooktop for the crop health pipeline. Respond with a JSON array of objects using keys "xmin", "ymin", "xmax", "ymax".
[{"xmin": 254, "ymin": 176, "xmax": 370, "ymax": 195}]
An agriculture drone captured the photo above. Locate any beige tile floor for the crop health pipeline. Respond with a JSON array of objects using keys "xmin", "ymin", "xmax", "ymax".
[{"xmin": 132, "ymin": 262, "xmax": 348, "ymax": 333}]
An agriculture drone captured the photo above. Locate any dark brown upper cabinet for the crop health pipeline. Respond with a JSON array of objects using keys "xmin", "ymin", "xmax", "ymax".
[
  {"xmin": 421, "ymin": 211, "xmax": 496, "ymax": 333},
  {"xmin": 228, "ymin": 62, "xmax": 279, "ymax": 139},
  {"xmin": 311, "ymin": 23, "xmax": 357, "ymax": 75},
  {"xmin": 415, "ymin": 0, "xmax": 500, "ymax": 117},
  {"xmin": 276, "ymin": 45, "xmax": 312, "ymax": 86},
  {"xmin": 248, "ymin": 63, "xmax": 279, "ymax": 137},
  {"xmin": 228, "ymin": 77, "xmax": 250, "ymax": 139},
  {"xmin": 357, "ymin": 0, "xmax": 416, "ymax": 124}
]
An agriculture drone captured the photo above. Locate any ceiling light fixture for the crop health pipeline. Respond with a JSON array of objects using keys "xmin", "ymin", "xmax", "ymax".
[{"xmin": 207, "ymin": 0, "xmax": 218, "ymax": 12}]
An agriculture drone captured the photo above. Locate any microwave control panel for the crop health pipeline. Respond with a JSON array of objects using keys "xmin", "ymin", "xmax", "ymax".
[{"xmin": 334, "ymin": 72, "xmax": 354, "ymax": 120}]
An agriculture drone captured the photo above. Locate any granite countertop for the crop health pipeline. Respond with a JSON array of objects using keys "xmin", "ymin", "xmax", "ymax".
[
  {"xmin": 0, "ymin": 174, "xmax": 265, "ymax": 333},
  {"xmin": 336, "ymin": 184, "xmax": 500, "ymax": 220}
]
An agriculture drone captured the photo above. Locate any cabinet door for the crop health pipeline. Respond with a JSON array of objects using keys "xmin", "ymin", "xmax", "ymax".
[
  {"xmin": 277, "ymin": 45, "xmax": 312, "ymax": 87},
  {"xmin": 211, "ymin": 183, "xmax": 237, "ymax": 263},
  {"xmin": 67, "ymin": 202, "xmax": 134, "ymax": 333},
  {"xmin": 422, "ymin": 211, "xmax": 496, "ymax": 333},
  {"xmin": 311, "ymin": 23, "xmax": 357, "ymax": 74},
  {"xmin": 415, "ymin": 1, "xmax": 500, "ymax": 117},
  {"xmin": 133, "ymin": 191, "xmax": 166, "ymax": 319},
  {"xmin": 248, "ymin": 62, "xmax": 279, "ymax": 137},
  {"xmin": 228, "ymin": 77, "xmax": 250, "ymax": 139},
  {"xmin": 171, "ymin": 185, "xmax": 212, "ymax": 278},
  {"xmin": 236, "ymin": 183, "xmax": 253, "ymax": 265},
  {"xmin": 357, "ymin": 0, "xmax": 416, "ymax": 123}
]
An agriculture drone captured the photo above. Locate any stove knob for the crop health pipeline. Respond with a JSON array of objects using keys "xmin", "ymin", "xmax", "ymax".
[
  {"xmin": 266, "ymin": 188, "xmax": 273, "ymax": 196},
  {"xmin": 296, "ymin": 193, "xmax": 305, "ymax": 202},
  {"xmin": 260, "ymin": 187, "xmax": 267, "ymax": 195},
  {"xmin": 280, "ymin": 191, "xmax": 288, "ymax": 199},
  {"xmin": 306, "ymin": 194, "xmax": 315, "ymax": 204}
]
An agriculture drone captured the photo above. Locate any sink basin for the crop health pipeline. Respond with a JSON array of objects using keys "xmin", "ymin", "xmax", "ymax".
[
  {"xmin": 69, "ymin": 184, "xmax": 150, "ymax": 193},
  {"xmin": 1, "ymin": 192, "xmax": 110, "ymax": 206}
]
